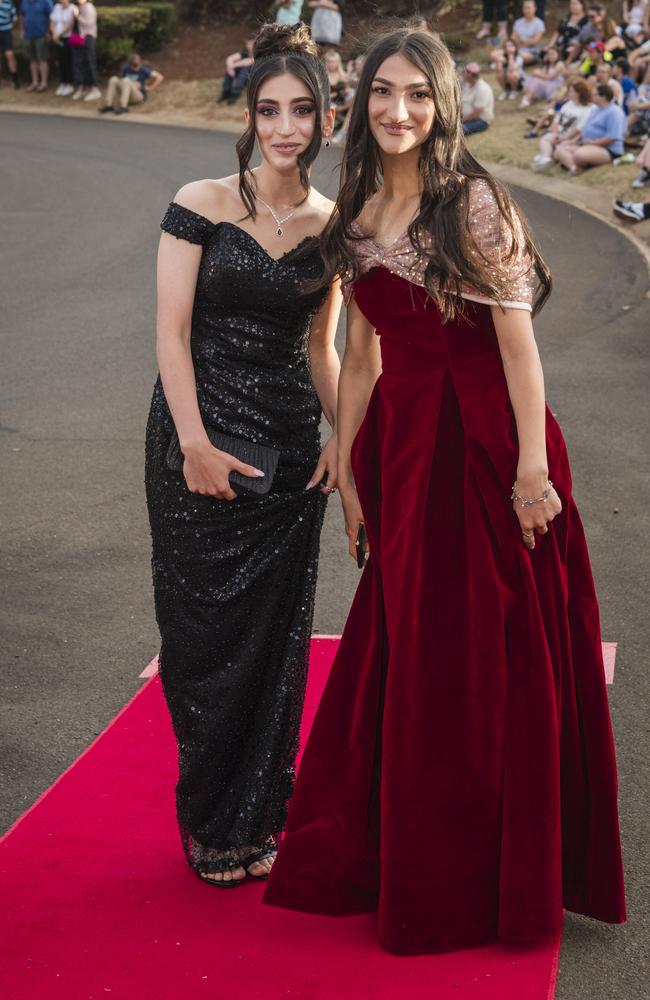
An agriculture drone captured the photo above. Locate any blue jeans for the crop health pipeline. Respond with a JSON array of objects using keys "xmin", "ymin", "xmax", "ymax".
[
  {"xmin": 221, "ymin": 65, "xmax": 251, "ymax": 100},
  {"xmin": 463, "ymin": 119, "xmax": 489, "ymax": 135}
]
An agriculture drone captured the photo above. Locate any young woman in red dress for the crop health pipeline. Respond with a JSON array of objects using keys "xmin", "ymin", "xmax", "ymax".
[{"xmin": 264, "ymin": 26, "xmax": 626, "ymax": 954}]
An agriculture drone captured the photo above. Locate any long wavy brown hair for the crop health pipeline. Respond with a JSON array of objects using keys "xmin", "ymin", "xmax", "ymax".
[
  {"xmin": 235, "ymin": 22, "xmax": 330, "ymax": 221},
  {"xmin": 320, "ymin": 28, "xmax": 552, "ymax": 319}
]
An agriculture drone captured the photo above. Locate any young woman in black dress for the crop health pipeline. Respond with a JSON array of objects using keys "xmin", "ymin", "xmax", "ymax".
[{"xmin": 145, "ymin": 23, "xmax": 340, "ymax": 886}]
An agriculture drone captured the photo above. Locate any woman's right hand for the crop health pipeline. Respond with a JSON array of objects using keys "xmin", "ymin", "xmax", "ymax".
[
  {"xmin": 340, "ymin": 483, "xmax": 366, "ymax": 560},
  {"xmin": 182, "ymin": 442, "xmax": 264, "ymax": 501}
]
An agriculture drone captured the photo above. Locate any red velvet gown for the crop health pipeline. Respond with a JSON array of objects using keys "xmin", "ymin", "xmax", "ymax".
[{"xmin": 264, "ymin": 183, "xmax": 626, "ymax": 954}]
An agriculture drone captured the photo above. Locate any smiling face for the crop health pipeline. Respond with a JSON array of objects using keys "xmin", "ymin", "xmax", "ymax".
[
  {"xmin": 367, "ymin": 53, "xmax": 435, "ymax": 158},
  {"xmin": 246, "ymin": 72, "xmax": 333, "ymax": 173}
]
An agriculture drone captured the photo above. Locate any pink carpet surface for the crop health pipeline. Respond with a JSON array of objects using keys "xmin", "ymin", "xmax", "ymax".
[{"xmin": 1, "ymin": 638, "xmax": 561, "ymax": 1000}]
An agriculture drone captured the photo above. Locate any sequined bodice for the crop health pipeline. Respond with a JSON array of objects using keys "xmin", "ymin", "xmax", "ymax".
[
  {"xmin": 343, "ymin": 179, "xmax": 536, "ymax": 312},
  {"xmin": 152, "ymin": 202, "xmax": 327, "ymax": 461}
]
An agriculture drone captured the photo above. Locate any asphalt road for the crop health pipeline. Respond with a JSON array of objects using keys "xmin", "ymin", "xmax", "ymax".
[{"xmin": 1, "ymin": 112, "xmax": 648, "ymax": 999}]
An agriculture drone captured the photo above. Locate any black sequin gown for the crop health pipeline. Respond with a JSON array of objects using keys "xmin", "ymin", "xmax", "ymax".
[{"xmin": 145, "ymin": 202, "xmax": 328, "ymax": 873}]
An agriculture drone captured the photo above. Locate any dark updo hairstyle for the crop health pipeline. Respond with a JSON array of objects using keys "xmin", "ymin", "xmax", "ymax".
[
  {"xmin": 319, "ymin": 28, "xmax": 552, "ymax": 319},
  {"xmin": 236, "ymin": 22, "xmax": 330, "ymax": 220}
]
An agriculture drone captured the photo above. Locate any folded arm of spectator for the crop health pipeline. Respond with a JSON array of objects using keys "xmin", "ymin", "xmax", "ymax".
[{"xmin": 146, "ymin": 69, "xmax": 164, "ymax": 92}]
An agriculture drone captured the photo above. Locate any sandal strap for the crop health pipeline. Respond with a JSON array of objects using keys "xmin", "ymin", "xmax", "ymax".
[
  {"xmin": 239, "ymin": 843, "xmax": 277, "ymax": 870},
  {"xmin": 194, "ymin": 848, "xmax": 243, "ymax": 875}
]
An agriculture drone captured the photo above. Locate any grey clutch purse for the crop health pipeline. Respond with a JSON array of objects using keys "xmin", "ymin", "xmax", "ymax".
[{"xmin": 165, "ymin": 428, "xmax": 280, "ymax": 498}]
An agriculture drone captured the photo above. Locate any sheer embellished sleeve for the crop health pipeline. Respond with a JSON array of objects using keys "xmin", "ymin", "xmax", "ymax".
[
  {"xmin": 341, "ymin": 268, "xmax": 355, "ymax": 307},
  {"xmin": 464, "ymin": 180, "xmax": 536, "ymax": 312},
  {"xmin": 160, "ymin": 201, "xmax": 215, "ymax": 246}
]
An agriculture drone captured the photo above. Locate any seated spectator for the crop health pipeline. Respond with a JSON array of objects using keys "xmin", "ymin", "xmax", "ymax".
[
  {"xmin": 626, "ymin": 66, "xmax": 650, "ymax": 139},
  {"xmin": 272, "ymin": 0, "xmax": 303, "ymax": 25},
  {"xmin": 494, "ymin": 39, "xmax": 526, "ymax": 100},
  {"xmin": 630, "ymin": 36, "xmax": 650, "ymax": 69},
  {"xmin": 308, "ymin": 0, "xmax": 343, "ymax": 51},
  {"xmin": 612, "ymin": 58, "xmax": 639, "ymax": 112},
  {"xmin": 520, "ymin": 45, "xmax": 566, "ymax": 106},
  {"xmin": 620, "ymin": 0, "xmax": 649, "ymax": 45},
  {"xmin": 566, "ymin": 2, "xmax": 607, "ymax": 62},
  {"xmin": 629, "ymin": 134, "xmax": 650, "ymax": 185},
  {"xmin": 99, "ymin": 52, "xmax": 163, "ymax": 114},
  {"xmin": 476, "ymin": 1, "xmax": 508, "ymax": 43},
  {"xmin": 612, "ymin": 194, "xmax": 650, "ymax": 220},
  {"xmin": 590, "ymin": 60, "xmax": 624, "ymax": 104},
  {"xmin": 345, "ymin": 53, "xmax": 364, "ymax": 85},
  {"xmin": 0, "ymin": 0, "xmax": 20, "ymax": 88},
  {"xmin": 50, "ymin": 0, "xmax": 77, "ymax": 97},
  {"xmin": 549, "ymin": 0, "xmax": 589, "ymax": 60},
  {"xmin": 531, "ymin": 77, "xmax": 594, "ymax": 168},
  {"xmin": 512, "ymin": 0, "xmax": 546, "ymax": 65},
  {"xmin": 461, "ymin": 61, "xmax": 495, "ymax": 134},
  {"xmin": 325, "ymin": 48, "xmax": 353, "ymax": 126},
  {"xmin": 20, "ymin": 0, "xmax": 53, "ymax": 92},
  {"xmin": 216, "ymin": 36, "xmax": 254, "ymax": 105},
  {"xmin": 554, "ymin": 82, "xmax": 626, "ymax": 172}
]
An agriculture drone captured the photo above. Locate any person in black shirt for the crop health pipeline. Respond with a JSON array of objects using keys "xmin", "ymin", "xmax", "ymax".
[{"xmin": 549, "ymin": 0, "xmax": 589, "ymax": 60}]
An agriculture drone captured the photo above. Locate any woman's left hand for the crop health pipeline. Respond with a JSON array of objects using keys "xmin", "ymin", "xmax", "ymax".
[
  {"xmin": 513, "ymin": 473, "xmax": 563, "ymax": 550},
  {"xmin": 306, "ymin": 433, "xmax": 338, "ymax": 496}
]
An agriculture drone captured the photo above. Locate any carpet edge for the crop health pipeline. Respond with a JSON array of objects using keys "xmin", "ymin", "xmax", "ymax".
[{"xmin": 0, "ymin": 677, "xmax": 156, "ymax": 846}]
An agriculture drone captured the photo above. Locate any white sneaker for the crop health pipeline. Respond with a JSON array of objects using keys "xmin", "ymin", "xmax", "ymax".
[
  {"xmin": 497, "ymin": 91, "xmax": 507, "ymax": 101},
  {"xmin": 612, "ymin": 199, "xmax": 645, "ymax": 222},
  {"xmin": 83, "ymin": 87, "xmax": 101, "ymax": 102},
  {"xmin": 61, "ymin": 84, "xmax": 74, "ymax": 96},
  {"xmin": 532, "ymin": 156, "xmax": 553, "ymax": 172},
  {"xmin": 55, "ymin": 83, "xmax": 65, "ymax": 96},
  {"xmin": 72, "ymin": 87, "xmax": 85, "ymax": 100},
  {"xmin": 631, "ymin": 169, "xmax": 650, "ymax": 189},
  {"xmin": 507, "ymin": 91, "xmax": 518, "ymax": 100}
]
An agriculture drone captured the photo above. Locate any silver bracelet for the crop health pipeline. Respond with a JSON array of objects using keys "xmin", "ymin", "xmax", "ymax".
[{"xmin": 511, "ymin": 480, "xmax": 553, "ymax": 508}]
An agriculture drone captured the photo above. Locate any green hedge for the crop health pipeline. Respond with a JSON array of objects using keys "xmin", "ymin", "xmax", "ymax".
[{"xmin": 96, "ymin": 3, "xmax": 176, "ymax": 69}]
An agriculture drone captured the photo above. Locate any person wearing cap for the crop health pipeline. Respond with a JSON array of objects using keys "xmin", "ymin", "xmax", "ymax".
[{"xmin": 461, "ymin": 61, "xmax": 494, "ymax": 134}]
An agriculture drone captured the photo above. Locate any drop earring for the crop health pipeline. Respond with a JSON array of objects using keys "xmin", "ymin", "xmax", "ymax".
[{"xmin": 323, "ymin": 137, "xmax": 330, "ymax": 147}]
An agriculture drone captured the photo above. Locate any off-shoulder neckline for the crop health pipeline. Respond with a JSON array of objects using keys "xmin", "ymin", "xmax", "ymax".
[{"xmin": 168, "ymin": 201, "xmax": 321, "ymax": 263}]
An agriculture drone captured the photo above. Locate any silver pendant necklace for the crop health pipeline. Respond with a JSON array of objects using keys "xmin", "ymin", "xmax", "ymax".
[{"xmin": 256, "ymin": 196, "xmax": 296, "ymax": 237}]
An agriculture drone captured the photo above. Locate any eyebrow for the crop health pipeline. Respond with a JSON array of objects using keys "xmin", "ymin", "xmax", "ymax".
[
  {"xmin": 372, "ymin": 76, "xmax": 432, "ymax": 89},
  {"xmin": 255, "ymin": 96, "xmax": 315, "ymax": 106}
]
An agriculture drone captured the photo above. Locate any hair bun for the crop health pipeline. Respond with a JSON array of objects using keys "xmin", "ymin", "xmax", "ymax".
[{"xmin": 253, "ymin": 22, "xmax": 319, "ymax": 61}]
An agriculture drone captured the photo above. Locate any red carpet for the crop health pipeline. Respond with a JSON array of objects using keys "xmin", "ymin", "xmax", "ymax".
[{"xmin": 0, "ymin": 638, "xmax": 560, "ymax": 999}]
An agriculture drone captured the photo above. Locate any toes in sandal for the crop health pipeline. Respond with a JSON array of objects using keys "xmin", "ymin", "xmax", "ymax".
[
  {"xmin": 239, "ymin": 844, "xmax": 277, "ymax": 881},
  {"xmin": 194, "ymin": 847, "xmax": 246, "ymax": 888},
  {"xmin": 196, "ymin": 869, "xmax": 245, "ymax": 888}
]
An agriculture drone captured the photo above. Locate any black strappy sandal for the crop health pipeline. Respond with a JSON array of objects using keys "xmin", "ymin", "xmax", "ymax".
[
  {"xmin": 195, "ymin": 849, "xmax": 246, "ymax": 888},
  {"xmin": 239, "ymin": 841, "xmax": 277, "ymax": 881}
]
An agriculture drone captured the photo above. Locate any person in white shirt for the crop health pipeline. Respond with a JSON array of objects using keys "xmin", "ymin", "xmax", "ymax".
[
  {"xmin": 461, "ymin": 61, "xmax": 494, "ymax": 134},
  {"xmin": 49, "ymin": 0, "xmax": 77, "ymax": 95},
  {"xmin": 273, "ymin": 0, "xmax": 303, "ymax": 26},
  {"xmin": 512, "ymin": 0, "xmax": 546, "ymax": 64},
  {"xmin": 532, "ymin": 78, "xmax": 594, "ymax": 170}
]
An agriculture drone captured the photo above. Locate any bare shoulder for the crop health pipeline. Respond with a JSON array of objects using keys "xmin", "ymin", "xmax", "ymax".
[
  {"xmin": 308, "ymin": 188, "xmax": 336, "ymax": 232},
  {"xmin": 173, "ymin": 177, "xmax": 240, "ymax": 225}
]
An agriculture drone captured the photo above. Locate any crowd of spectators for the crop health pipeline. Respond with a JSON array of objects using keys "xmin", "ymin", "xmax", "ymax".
[
  {"xmin": 2, "ymin": 0, "xmax": 648, "ymax": 226},
  {"xmin": 464, "ymin": 0, "xmax": 650, "ymax": 222},
  {"xmin": 0, "ymin": 0, "xmax": 164, "ymax": 111}
]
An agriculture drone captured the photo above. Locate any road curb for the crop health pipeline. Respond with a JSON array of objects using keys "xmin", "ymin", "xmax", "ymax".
[
  {"xmin": 486, "ymin": 160, "xmax": 650, "ymax": 295},
  {"xmin": 3, "ymin": 104, "xmax": 649, "ymax": 291}
]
